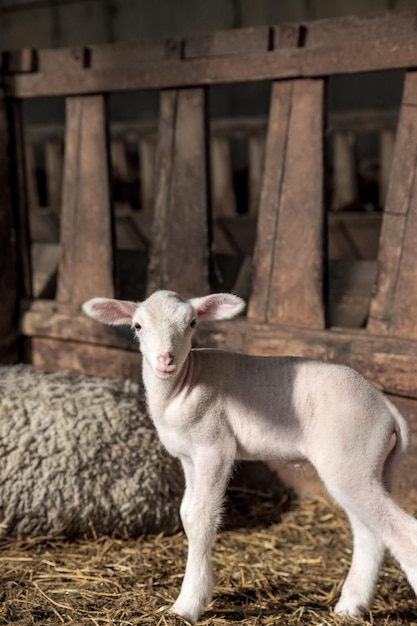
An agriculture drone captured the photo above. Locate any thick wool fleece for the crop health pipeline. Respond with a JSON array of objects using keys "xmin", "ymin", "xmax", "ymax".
[{"xmin": 0, "ymin": 365, "xmax": 183, "ymax": 538}]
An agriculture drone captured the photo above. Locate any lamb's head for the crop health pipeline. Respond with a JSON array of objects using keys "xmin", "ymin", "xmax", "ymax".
[{"xmin": 82, "ymin": 290, "xmax": 245, "ymax": 380}]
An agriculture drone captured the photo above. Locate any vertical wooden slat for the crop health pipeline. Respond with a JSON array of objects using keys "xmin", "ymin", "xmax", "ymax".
[
  {"xmin": 147, "ymin": 88, "xmax": 210, "ymax": 298},
  {"xmin": 45, "ymin": 139, "xmax": 63, "ymax": 215},
  {"xmin": 249, "ymin": 79, "xmax": 325, "ymax": 329},
  {"xmin": 267, "ymin": 79, "xmax": 325, "ymax": 327},
  {"xmin": 379, "ymin": 128, "xmax": 395, "ymax": 208},
  {"xmin": 210, "ymin": 136, "xmax": 236, "ymax": 217},
  {"xmin": 0, "ymin": 98, "xmax": 20, "ymax": 362},
  {"xmin": 248, "ymin": 80, "xmax": 293, "ymax": 322},
  {"xmin": 368, "ymin": 70, "xmax": 417, "ymax": 338},
  {"xmin": 57, "ymin": 95, "xmax": 115, "ymax": 305}
]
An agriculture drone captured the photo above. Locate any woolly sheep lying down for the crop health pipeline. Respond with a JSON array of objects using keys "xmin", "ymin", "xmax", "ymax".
[{"xmin": 0, "ymin": 365, "xmax": 183, "ymax": 538}]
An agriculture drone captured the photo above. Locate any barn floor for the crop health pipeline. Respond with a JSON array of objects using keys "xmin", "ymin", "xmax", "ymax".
[{"xmin": 0, "ymin": 490, "xmax": 416, "ymax": 626}]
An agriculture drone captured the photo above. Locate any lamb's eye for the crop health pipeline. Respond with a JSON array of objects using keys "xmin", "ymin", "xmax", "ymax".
[
  {"xmin": 134, "ymin": 323, "xmax": 142, "ymax": 331},
  {"xmin": 190, "ymin": 319, "xmax": 197, "ymax": 328}
]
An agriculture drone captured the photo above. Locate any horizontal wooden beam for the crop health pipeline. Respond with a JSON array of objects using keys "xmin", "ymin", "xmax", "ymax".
[
  {"xmin": 21, "ymin": 302, "xmax": 136, "ymax": 350},
  {"xmin": 27, "ymin": 337, "xmax": 140, "ymax": 380},
  {"xmin": 3, "ymin": 36, "xmax": 417, "ymax": 98},
  {"xmin": 21, "ymin": 301, "xmax": 417, "ymax": 399}
]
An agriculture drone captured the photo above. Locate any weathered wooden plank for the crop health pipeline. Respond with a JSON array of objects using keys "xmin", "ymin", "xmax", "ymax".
[
  {"xmin": 28, "ymin": 337, "xmax": 140, "ymax": 380},
  {"xmin": 267, "ymin": 79, "xmax": 324, "ymax": 328},
  {"xmin": 249, "ymin": 79, "xmax": 325, "ymax": 328},
  {"xmin": 6, "ymin": 38, "xmax": 417, "ymax": 99},
  {"xmin": 303, "ymin": 38, "xmax": 417, "ymax": 77},
  {"xmin": 20, "ymin": 298, "xmax": 417, "ymax": 397},
  {"xmin": 273, "ymin": 24, "xmax": 301, "ymax": 49},
  {"xmin": 38, "ymin": 47, "xmax": 88, "ymax": 72},
  {"xmin": 21, "ymin": 304, "xmax": 135, "ymax": 350},
  {"xmin": 57, "ymin": 95, "xmax": 115, "ymax": 305},
  {"xmin": 328, "ymin": 108, "xmax": 398, "ymax": 134},
  {"xmin": 248, "ymin": 80, "xmax": 293, "ymax": 322},
  {"xmin": 368, "ymin": 70, "xmax": 417, "ymax": 338},
  {"xmin": 147, "ymin": 88, "xmax": 210, "ymax": 297},
  {"xmin": 379, "ymin": 129, "xmax": 395, "ymax": 208},
  {"xmin": 0, "ymin": 98, "xmax": 19, "ymax": 363}
]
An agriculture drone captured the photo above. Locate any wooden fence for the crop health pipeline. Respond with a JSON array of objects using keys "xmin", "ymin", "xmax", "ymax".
[{"xmin": 1, "ymin": 10, "xmax": 417, "ymax": 400}]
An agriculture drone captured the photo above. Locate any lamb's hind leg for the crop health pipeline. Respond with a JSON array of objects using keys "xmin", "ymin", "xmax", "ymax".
[
  {"xmin": 327, "ymin": 480, "xmax": 417, "ymax": 614},
  {"xmin": 334, "ymin": 510, "xmax": 385, "ymax": 616}
]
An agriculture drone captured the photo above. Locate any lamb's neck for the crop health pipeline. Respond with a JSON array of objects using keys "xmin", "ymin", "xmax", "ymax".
[{"xmin": 142, "ymin": 356, "xmax": 190, "ymax": 418}]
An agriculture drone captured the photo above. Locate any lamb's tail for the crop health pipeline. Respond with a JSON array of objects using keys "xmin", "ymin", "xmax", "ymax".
[{"xmin": 381, "ymin": 395, "xmax": 411, "ymax": 493}]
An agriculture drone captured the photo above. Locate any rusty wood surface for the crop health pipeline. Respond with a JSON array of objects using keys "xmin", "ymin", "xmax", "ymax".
[
  {"xmin": 147, "ymin": 88, "xmax": 210, "ymax": 297},
  {"xmin": 368, "ymin": 70, "xmax": 417, "ymax": 339},
  {"xmin": 249, "ymin": 79, "xmax": 325, "ymax": 328},
  {"xmin": 57, "ymin": 95, "xmax": 115, "ymax": 305}
]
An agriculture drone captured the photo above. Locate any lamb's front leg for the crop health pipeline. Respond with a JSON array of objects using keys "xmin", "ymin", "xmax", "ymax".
[{"xmin": 171, "ymin": 447, "xmax": 235, "ymax": 623}]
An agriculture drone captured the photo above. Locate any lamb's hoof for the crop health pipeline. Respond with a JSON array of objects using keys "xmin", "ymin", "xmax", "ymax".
[
  {"xmin": 170, "ymin": 601, "xmax": 200, "ymax": 624},
  {"xmin": 335, "ymin": 598, "xmax": 365, "ymax": 618}
]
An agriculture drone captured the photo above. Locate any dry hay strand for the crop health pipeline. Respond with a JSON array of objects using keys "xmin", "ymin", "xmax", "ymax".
[{"xmin": 0, "ymin": 491, "xmax": 416, "ymax": 626}]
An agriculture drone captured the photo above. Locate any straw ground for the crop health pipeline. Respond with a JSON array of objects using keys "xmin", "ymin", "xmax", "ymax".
[{"xmin": 0, "ymin": 485, "xmax": 416, "ymax": 626}]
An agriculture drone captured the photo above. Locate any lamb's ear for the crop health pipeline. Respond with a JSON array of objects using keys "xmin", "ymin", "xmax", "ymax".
[
  {"xmin": 189, "ymin": 293, "xmax": 245, "ymax": 321},
  {"xmin": 82, "ymin": 297, "xmax": 137, "ymax": 326}
]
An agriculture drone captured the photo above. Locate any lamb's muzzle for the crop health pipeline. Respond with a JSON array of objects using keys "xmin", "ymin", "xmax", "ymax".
[{"xmin": 83, "ymin": 289, "xmax": 416, "ymax": 624}]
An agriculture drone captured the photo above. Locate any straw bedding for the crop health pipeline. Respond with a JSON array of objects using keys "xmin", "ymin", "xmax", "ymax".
[
  {"xmin": 0, "ymin": 365, "xmax": 416, "ymax": 624},
  {"xmin": 0, "ymin": 492, "xmax": 416, "ymax": 625},
  {"xmin": 0, "ymin": 365, "xmax": 183, "ymax": 538}
]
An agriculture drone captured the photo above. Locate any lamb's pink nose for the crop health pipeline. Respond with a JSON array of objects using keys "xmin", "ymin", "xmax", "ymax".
[{"xmin": 156, "ymin": 352, "xmax": 175, "ymax": 370}]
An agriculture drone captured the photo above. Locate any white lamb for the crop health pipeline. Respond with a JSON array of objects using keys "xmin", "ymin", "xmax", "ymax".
[{"xmin": 83, "ymin": 289, "xmax": 417, "ymax": 624}]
